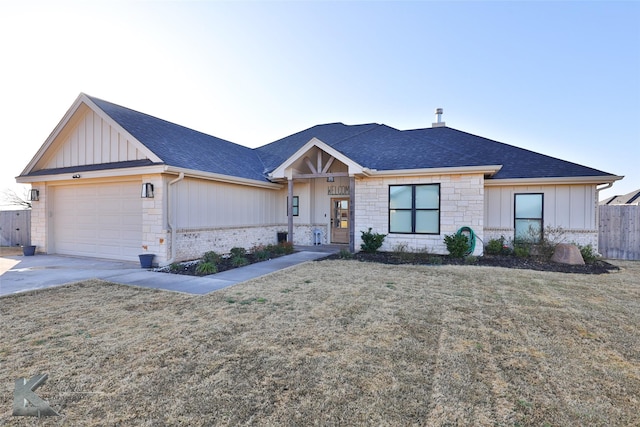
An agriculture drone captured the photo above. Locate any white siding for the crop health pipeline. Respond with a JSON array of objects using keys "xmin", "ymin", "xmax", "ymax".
[
  {"xmin": 173, "ymin": 178, "xmax": 280, "ymax": 228},
  {"xmin": 484, "ymin": 184, "xmax": 599, "ymax": 247},
  {"xmin": 45, "ymin": 109, "xmax": 146, "ymax": 169}
]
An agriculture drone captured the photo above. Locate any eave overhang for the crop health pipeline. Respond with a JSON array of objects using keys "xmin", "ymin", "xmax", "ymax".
[
  {"xmin": 16, "ymin": 164, "xmax": 282, "ymax": 190},
  {"xmin": 484, "ymin": 175, "xmax": 624, "ymax": 186},
  {"xmin": 362, "ymin": 165, "xmax": 503, "ymax": 178}
]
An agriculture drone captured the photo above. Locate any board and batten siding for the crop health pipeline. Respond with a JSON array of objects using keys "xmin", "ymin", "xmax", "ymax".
[
  {"xmin": 43, "ymin": 107, "xmax": 146, "ymax": 169},
  {"xmin": 484, "ymin": 184, "xmax": 598, "ymax": 247},
  {"xmin": 173, "ymin": 178, "xmax": 281, "ymax": 228}
]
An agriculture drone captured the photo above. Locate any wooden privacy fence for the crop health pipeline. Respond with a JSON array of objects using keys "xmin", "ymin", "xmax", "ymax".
[
  {"xmin": 0, "ymin": 210, "xmax": 31, "ymax": 247},
  {"xmin": 599, "ymin": 205, "xmax": 640, "ymax": 260}
]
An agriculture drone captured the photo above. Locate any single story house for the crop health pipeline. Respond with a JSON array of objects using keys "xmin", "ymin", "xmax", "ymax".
[{"xmin": 16, "ymin": 93, "xmax": 623, "ymax": 265}]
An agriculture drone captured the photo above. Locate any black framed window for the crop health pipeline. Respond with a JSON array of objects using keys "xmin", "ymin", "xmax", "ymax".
[
  {"xmin": 514, "ymin": 193, "xmax": 543, "ymax": 242},
  {"xmin": 389, "ymin": 184, "xmax": 440, "ymax": 234},
  {"xmin": 287, "ymin": 196, "xmax": 299, "ymax": 217}
]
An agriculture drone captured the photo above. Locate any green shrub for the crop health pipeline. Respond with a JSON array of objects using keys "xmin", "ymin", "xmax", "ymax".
[
  {"xmin": 254, "ymin": 248, "xmax": 271, "ymax": 261},
  {"xmin": 169, "ymin": 262, "xmax": 181, "ymax": 272},
  {"xmin": 513, "ymin": 244, "xmax": 530, "ymax": 258},
  {"xmin": 196, "ymin": 261, "xmax": 217, "ymax": 275},
  {"xmin": 360, "ymin": 228, "xmax": 386, "ymax": 253},
  {"xmin": 485, "ymin": 236, "xmax": 507, "ymax": 255},
  {"xmin": 444, "ymin": 233, "xmax": 469, "ymax": 258},
  {"xmin": 579, "ymin": 244, "xmax": 599, "ymax": 264},
  {"xmin": 230, "ymin": 247, "xmax": 246, "ymax": 258},
  {"xmin": 338, "ymin": 248, "xmax": 353, "ymax": 259},
  {"xmin": 202, "ymin": 251, "xmax": 221, "ymax": 265}
]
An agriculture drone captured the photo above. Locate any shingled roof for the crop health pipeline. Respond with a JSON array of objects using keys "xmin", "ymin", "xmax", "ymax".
[
  {"xmin": 257, "ymin": 122, "xmax": 617, "ymax": 180},
  {"xmin": 25, "ymin": 95, "xmax": 617, "ymax": 184},
  {"xmin": 89, "ymin": 96, "xmax": 268, "ymax": 182}
]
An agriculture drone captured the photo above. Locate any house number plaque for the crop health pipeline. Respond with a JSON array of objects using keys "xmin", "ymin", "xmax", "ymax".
[{"xmin": 327, "ymin": 186, "xmax": 350, "ymax": 196}]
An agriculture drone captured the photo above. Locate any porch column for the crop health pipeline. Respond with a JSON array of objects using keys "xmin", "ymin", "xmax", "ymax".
[
  {"xmin": 287, "ymin": 178, "xmax": 294, "ymax": 243},
  {"xmin": 349, "ymin": 175, "xmax": 355, "ymax": 252}
]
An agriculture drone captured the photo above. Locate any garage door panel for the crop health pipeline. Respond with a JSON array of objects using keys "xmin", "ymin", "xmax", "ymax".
[{"xmin": 53, "ymin": 182, "xmax": 143, "ymax": 261}]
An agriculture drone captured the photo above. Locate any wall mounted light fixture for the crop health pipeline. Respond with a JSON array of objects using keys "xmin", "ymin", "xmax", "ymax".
[
  {"xmin": 327, "ymin": 176, "xmax": 335, "ymax": 182},
  {"xmin": 141, "ymin": 183, "xmax": 154, "ymax": 198},
  {"xmin": 72, "ymin": 174, "xmax": 81, "ymax": 179},
  {"xmin": 28, "ymin": 189, "xmax": 39, "ymax": 202}
]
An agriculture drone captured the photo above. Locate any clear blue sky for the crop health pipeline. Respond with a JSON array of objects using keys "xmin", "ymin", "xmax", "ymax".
[{"xmin": 1, "ymin": 0, "xmax": 638, "ymax": 204}]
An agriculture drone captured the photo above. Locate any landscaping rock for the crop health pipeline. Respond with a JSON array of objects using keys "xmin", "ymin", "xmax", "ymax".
[{"xmin": 551, "ymin": 243, "xmax": 585, "ymax": 265}]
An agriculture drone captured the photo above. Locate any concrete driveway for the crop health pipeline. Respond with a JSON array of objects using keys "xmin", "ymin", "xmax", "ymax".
[{"xmin": 0, "ymin": 249, "xmax": 333, "ymax": 296}]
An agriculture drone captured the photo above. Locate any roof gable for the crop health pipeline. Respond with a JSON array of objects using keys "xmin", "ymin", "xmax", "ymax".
[
  {"xmin": 88, "ymin": 96, "xmax": 268, "ymax": 182},
  {"xmin": 20, "ymin": 94, "xmax": 157, "ymax": 176}
]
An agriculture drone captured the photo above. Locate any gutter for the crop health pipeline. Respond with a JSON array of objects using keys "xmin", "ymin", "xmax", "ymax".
[{"xmin": 166, "ymin": 172, "xmax": 185, "ymax": 264}]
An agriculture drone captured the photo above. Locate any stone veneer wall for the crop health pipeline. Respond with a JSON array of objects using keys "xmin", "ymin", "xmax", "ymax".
[
  {"xmin": 484, "ymin": 227, "xmax": 599, "ymax": 250},
  {"xmin": 354, "ymin": 174, "xmax": 485, "ymax": 255},
  {"xmin": 30, "ymin": 181, "xmax": 46, "ymax": 253},
  {"xmin": 172, "ymin": 223, "xmax": 329, "ymax": 263}
]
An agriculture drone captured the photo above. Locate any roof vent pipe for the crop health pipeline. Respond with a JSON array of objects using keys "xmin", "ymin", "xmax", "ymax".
[{"xmin": 432, "ymin": 108, "xmax": 446, "ymax": 128}]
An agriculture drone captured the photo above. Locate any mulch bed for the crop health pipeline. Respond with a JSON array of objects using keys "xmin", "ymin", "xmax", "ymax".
[
  {"xmin": 320, "ymin": 252, "xmax": 620, "ymax": 275},
  {"xmin": 163, "ymin": 250, "xmax": 619, "ymax": 277}
]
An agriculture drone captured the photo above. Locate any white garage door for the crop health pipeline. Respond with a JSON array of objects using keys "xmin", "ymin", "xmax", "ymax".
[{"xmin": 52, "ymin": 182, "xmax": 142, "ymax": 261}]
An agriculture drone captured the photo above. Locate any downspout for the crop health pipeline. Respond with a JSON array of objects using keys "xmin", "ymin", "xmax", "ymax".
[
  {"xmin": 595, "ymin": 182, "xmax": 614, "ymax": 254},
  {"xmin": 166, "ymin": 172, "xmax": 185, "ymax": 264}
]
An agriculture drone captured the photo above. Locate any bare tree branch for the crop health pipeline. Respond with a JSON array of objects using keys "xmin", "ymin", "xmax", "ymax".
[{"xmin": 1, "ymin": 188, "xmax": 32, "ymax": 209}]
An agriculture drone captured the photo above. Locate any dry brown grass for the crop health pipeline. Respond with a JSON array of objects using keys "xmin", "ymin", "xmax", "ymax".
[{"xmin": 1, "ymin": 260, "xmax": 639, "ymax": 426}]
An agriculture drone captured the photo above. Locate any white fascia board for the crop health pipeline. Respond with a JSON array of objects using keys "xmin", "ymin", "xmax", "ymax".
[
  {"xmin": 364, "ymin": 165, "xmax": 503, "ymax": 178},
  {"xmin": 269, "ymin": 137, "xmax": 365, "ymax": 179},
  {"xmin": 484, "ymin": 175, "xmax": 625, "ymax": 186},
  {"xmin": 16, "ymin": 164, "xmax": 168, "ymax": 183},
  {"xmin": 20, "ymin": 93, "xmax": 161, "ymax": 176},
  {"xmin": 17, "ymin": 165, "xmax": 283, "ymax": 190},
  {"xmin": 164, "ymin": 167, "xmax": 282, "ymax": 189}
]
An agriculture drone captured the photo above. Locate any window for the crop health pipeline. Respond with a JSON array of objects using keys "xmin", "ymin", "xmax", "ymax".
[
  {"xmin": 514, "ymin": 193, "xmax": 543, "ymax": 242},
  {"xmin": 389, "ymin": 184, "xmax": 440, "ymax": 234},
  {"xmin": 287, "ymin": 196, "xmax": 299, "ymax": 216}
]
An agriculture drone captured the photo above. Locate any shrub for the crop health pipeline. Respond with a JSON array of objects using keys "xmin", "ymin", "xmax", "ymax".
[
  {"xmin": 202, "ymin": 251, "xmax": 221, "ymax": 265},
  {"xmin": 279, "ymin": 241, "xmax": 295, "ymax": 254},
  {"xmin": 579, "ymin": 244, "xmax": 599, "ymax": 264},
  {"xmin": 485, "ymin": 236, "xmax": 507, "ymax": 255},
  {"xmin": 196, "ymin": 261, "xmax": 217, "ymax": 275},
  {"xmin": 230, "ymin": 247, "xmax": 246, "ymax": 258},
  {"xmin": 360, "ymin": 228, "xmax": 386, "ymax": 253},
  {"xmin": 253, "ymin": 247, "xmax": 271, "ymax": 261},
  {"xmin": 444, "ymin": 233, "xmax": 469, "ymax": 258},
  {"xmin": 338, "ymin": 249, "xmax": 353, "ymax": 259},
  {"xmin": 513, "ymin": 244, "xmax": 530, "ymax": 258}
]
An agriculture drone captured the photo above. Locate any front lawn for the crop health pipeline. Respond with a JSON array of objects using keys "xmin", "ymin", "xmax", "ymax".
[{"xmin": 1, "ymin": 260, "xmax": 638, "ymax": 425}]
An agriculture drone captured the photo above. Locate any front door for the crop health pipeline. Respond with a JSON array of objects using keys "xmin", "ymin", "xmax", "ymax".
[{"xmin": 331, "ymin": 198, "xmax": 349, "ymax": 244}]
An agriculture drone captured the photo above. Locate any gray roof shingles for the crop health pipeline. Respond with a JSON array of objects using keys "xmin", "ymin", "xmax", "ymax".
[
  {"xmin": 27, "ymin": 95, "xmax": 618, "ymax": 183},
  {"xmin": 89, "ymin": 96, "xmax": 269, "ymax": 182}
]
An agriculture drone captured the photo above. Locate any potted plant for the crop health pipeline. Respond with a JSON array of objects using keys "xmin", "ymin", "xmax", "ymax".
[
  {"xmin": 138, "ymin": 245, "xmax": 155, "ymax": 268},
  {"xmin": 22, "ymin": 244, "xmax": 36, "ymax": 256}
]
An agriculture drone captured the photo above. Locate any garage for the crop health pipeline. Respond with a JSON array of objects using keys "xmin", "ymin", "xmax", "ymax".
[{"xmin": 51, "ymin": 181, "xmax": 143, "ymax": 261}]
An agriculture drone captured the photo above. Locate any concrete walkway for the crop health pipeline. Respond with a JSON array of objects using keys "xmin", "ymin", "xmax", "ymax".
[{"xmin": 0, "ymin": 248, "xmax": 336, "ymax": 297}]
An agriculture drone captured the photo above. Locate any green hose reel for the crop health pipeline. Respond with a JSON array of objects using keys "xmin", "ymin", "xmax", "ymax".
[{"xmin": 456, "ymin": 226, "xmax": 476, "ymax": 256}]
